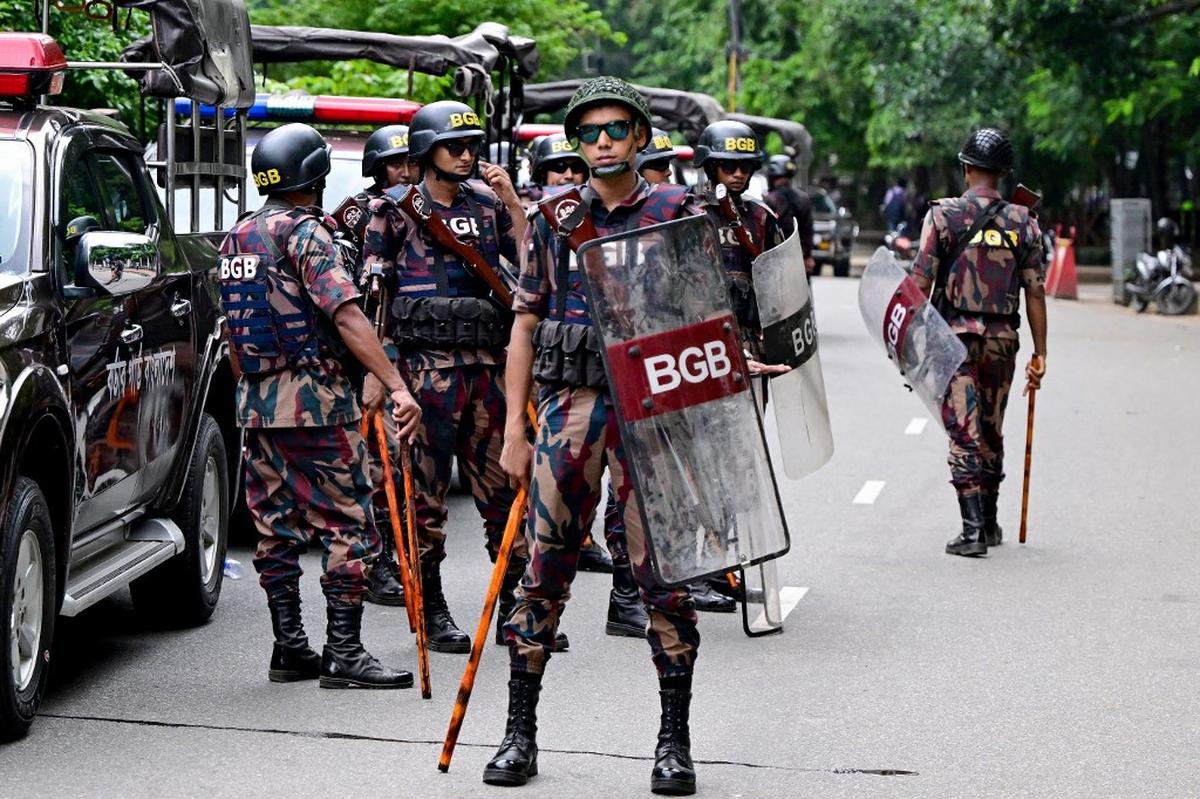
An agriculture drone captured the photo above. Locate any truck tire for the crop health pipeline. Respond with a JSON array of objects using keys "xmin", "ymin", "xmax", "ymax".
[
  {"xmin": 0, "ymin": 477, "xmax": 56, "ymax": 741},
  {"xmin": 131, "ymin": 413, "xmax": 229, "ymax": 627}
]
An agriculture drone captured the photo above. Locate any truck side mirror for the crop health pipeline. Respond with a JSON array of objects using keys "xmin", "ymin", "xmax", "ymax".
[{"xmin": 74, "ymin": 231, "xmax": 159, "ymax": 297}]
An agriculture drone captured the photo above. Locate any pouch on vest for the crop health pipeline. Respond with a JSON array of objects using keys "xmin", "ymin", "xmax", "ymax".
[{"xmin": 532, "ymin": 319, "xmax": 608, "ymax": 388}]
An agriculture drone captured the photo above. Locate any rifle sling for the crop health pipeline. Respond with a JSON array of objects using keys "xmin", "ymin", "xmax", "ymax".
[
  {"xmin": 712, "ymin": 192, "xmax": 762, "ymax": 259},
  {"xmin": 932, "ymin": 199, "xmax": 1007, "ymax": 314}
]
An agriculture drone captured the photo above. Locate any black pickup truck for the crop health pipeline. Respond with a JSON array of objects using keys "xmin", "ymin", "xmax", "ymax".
[{"xmin": 0, "ymin": 33, "xmax": 241, "ymax": 740}]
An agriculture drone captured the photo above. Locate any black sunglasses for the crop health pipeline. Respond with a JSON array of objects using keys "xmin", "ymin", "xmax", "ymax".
[
  {"xmin": 576, "ymin": 120, "xmax": 633, "ymax": 144},
  {"xmin": 441, "ymin": 138, "xmax": 482, "ymax": 158},
  {"xmin": 717, "ymin": 161, "xmax": 757, "ymax": 175},
  {"xmin": 547, "ymin": 160, "xmax": 586, "ymax": 175}
]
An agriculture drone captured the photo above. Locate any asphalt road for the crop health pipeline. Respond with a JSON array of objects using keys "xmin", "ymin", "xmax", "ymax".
[{"xmin": 2, "ymin": 275, "xmax": 1198, "ymax": 798}]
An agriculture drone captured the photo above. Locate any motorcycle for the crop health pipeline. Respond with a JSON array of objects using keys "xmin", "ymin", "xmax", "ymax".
[
  {"xmin": 883, "ymin": 220, "xmax": 917, "ymax": 262},
  {"xmin": 1125, "ymin": 218, "xmax": 1196, "ymax": 315}
]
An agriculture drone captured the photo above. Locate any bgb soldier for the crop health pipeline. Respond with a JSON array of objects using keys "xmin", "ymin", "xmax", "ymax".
[
  {"xmin": 764, "ymin": 154, "xmax": 816, "ymax": 275},
  {"xmin": 909, "ymin": 127, "xmax": 1048, "ymax": 557},
  {"xmin": 485, "ymin": 77, "xmax": 704, "ymax": 795},
  {"xmin": 218, "ymin": 123, "xmax": 422, "ymax": 688},
  {"xmin": 636, "ymin": 127, "xmax": 681, "ymax": 185},
  {"xmin": 362, "ymin": 102, "xmax": 567, "ymax": 653}
]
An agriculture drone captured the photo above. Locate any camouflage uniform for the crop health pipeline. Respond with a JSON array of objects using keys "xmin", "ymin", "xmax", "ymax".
[
  {"xmin": 504, "ymin": 179, "xmax": 703, "ymax": 678},
  {"xmin": 702, "ymin": 194, "xmax": 784, "ymax": 358},
  {"xmin": 911, "ymin": 186, "xmax": 1044, "ymax": 495},
  {"xmin": 764, "ymin": 184, "xmax": 815, "ymax": 260},
  {"xmin": 362, "ymin": 181, "xmax": 521, "ymax": 567},
  {"xmin": 220, "ymin": 200, "xmax": 379, "ymax": 603}
]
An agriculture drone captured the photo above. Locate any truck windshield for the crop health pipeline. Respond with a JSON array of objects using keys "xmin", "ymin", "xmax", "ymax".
[{"xmin": 0, "ymin": 141, "xmax": 32, "ymax": 275}]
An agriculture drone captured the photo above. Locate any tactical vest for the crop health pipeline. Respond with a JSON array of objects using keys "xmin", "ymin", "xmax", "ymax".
[
  {"xmin": 939, "ymin": 198, "xmax": 1024, "ymax": 318},
  {"xmin": 332, "ymin": 185, "xmax": 383, "ymax": 252},
  {"xmin": 703, "ymin": 197, "xmax": 768, "ymax": 332},
  {"xmin": 533, "ymin": 183, "xmax": 691, "ymax": 388},
  {"xmin": 381, "ymin": 182, "xmax": 511, "ymax": 351},
  {"xmin": 218, "ymin": 206, "xmax": 327, "ymax": 375}
]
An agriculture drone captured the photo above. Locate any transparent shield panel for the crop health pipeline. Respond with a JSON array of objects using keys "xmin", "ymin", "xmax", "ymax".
[
  {"xmin": 741, "ymin": 561, "xmax": 784, "ymax": 637},
  {"xmin": 752, "ymin": 232, "xmax": 834, "ymax": 479},
  {"xmin": 858, "ymin": 247, "xmax": 967, "ymax": 422},
  {"xmin": 578, "ymin": 216, "xmax": 790, "ymax": 586}
]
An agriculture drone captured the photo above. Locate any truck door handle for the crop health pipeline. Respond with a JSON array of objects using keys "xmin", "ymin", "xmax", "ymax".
[
  {"xmin": 120, "ymin": 324, "xmax": 144, "ymax": 345},
  {"xmin": 170, "ymin": 298, "xmax": 193, "ymax": 318}
]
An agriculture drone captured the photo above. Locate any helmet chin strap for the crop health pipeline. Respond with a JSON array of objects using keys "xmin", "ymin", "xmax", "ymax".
[
  {"xmin": 591, "ymin": 161, "xmax": 631, "ymax": 178},
  {"xmin": 431, "ymin": 162, "xmax": 471, "ymax": 183}
]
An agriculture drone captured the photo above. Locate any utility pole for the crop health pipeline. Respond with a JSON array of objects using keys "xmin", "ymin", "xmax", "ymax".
[{"xmin": 725, "ymin": 0, "xmax": 743, "ymax": 112}]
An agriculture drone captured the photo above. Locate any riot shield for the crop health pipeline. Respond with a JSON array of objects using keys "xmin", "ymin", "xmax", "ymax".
[
  {"xmin": 740, "ymin": 561, "xmax": 784, "ymax": 637},
  {"xmin": 752, "ymin": 231, "xmax": 834, "ymax": 480},
  {"xmin": 858, "ymin": 247, "xmax": 967, "ymax": 421},
  {"xmin": 577, "ymin": 215, "xmax": 790, "ymax": 587}
]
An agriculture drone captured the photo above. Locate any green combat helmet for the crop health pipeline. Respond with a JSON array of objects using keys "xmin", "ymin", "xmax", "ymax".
[{"xmin": 564, "ymin": 76, "xmax": 653, "ymax": 177}]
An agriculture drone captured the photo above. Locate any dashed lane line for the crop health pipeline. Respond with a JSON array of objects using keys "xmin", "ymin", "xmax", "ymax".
[
  {"xmin": 750, "ymin": 586, "xmax": 810, "ymax": 634},
  {"xmin": 852, "ymin": 480, "xmax": 886, "ymax": 505},
  {"xmin": 904, "ymin": 417, "xmax": 929, "ymax": 436}
]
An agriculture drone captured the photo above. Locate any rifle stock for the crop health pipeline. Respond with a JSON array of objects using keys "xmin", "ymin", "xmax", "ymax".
[
  {"xmin": 1010, "ymin": 184, "xmax": 1042, "ymax": 210},
  {"xmin": 711, "ymin": 187, "xmax": 763, "ymax": 258}
]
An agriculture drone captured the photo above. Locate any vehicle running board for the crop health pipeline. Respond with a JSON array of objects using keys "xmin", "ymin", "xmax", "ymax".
[{"xmin": 61, "ymin": 518, "xmax": 186, "ymax": 617}]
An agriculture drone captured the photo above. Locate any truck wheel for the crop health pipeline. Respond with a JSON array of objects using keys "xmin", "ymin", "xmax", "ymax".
[
  {"xmin": 1, "ymin": 478, "xmax": 56, "ymax": 741},
  {"xmin": 132, "ymin": 413, "xmax": 229, "ymax": 627},
  {"xmin": 833, "ymin": 255, "xmax": 851, "ymax": 277}
]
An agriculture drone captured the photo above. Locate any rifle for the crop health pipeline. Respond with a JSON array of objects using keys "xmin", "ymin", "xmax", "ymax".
[
  {"xmin": 1009, "ymin": 183, "xmax": 1042, "ymax": 211},
  {"xmin": 393, "ymin": 185, "xmax": 515, "ymax": 305},
  {"xmin": 709, "ymin": 184, "xmax": 762, "ymax": 258}
]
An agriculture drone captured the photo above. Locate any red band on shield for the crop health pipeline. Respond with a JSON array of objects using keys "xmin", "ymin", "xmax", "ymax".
[
  {"xmin": 607, "ymin": 315, "xmax": 749, "ymax": 422},
  {"xmin": 883, "ymin": 277, "xmax": 927, "ymax": 362}
]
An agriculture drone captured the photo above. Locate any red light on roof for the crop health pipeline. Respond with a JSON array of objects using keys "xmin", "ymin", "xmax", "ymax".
[
  {"xmin": 312, "ymin": 95, "xmax": 422, "ymax": 125},
  {"xmin": 0, "ymin": 33, "xmax": 67, "ymax": 98}
]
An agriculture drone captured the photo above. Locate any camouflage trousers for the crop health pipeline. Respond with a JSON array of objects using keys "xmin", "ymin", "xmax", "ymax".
[
  {"xmin": 244, "ymin": 424, "xmax": 380, "ymax": 603},
  {"xmin": 941, "ymin": 334, "xmax": 1019, "ymax": 495},
  {"xmin": 404, "ymin": 364, "xmax": 523, "ymax": 567},
  {"xmin": 504, "ymin": 386, "xmax": 699, "ymax": 678}
]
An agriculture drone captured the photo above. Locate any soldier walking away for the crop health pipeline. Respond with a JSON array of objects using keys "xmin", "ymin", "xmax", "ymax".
[
  {"xmin": 218, "ymin": 123, "xmax": 422, "ymax": 688},
  {"xmin": 882, "ymin": 176, "xmax": 909, "ymax": 232},
  {"xmin": 484, "ymin": 76, "xmax": 704, "ymax": 795},
  {"xmin": 332, "ymin": 124, "xmax": 416, "ymax": 609},
  {"xmin": 909, "ymin": 128, "xmax": 1048, "ymax": 557},
  {"xmin": 637, "ymin": 127, "xmax": 681, "ymax": 185},
  {"xmin": 764, "ymin": 154, "xmax": 816, "ymax": 275},
  {"xmin": 362, "ymin": 101, "xmax": 568, "ymax": 655}
]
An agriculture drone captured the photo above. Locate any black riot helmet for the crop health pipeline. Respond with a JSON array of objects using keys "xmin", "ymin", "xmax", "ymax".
[
  {"xmin": 408, "ymin": 100, "xmax": 485, "ymax": 162},
  {"xmin": 957, "ymin": 127, "xmax": 1014, "ymax": 174},
  {"xmin": 250, "ymin": 123, "xmax": 332, "ymax": 196},
  {"xmin": 1156, "ymin": 216, "xmax": 1180, "ymax": 246},
  {"xmin": 530, "ymin": 133, "xmax": 587, "ymax": 184},
  {"xmin": 636, "ymin": 128, "xmax": 680, "ymax": 171},
  {"xmin": 693, "ymin": 121, "xmax": 764, "ymax": 170},
  {"xmin": 766, "ymin": 154, "xmax": 797, "ymax": 179},
  {"xmin": 362, "ymin": 124, "xmax": 410, "ymax": 178}
]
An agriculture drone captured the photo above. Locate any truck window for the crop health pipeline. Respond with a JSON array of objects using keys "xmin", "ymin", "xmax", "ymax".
[
  {"xmin": 92, "ymin": 152, "xmax": 152, "ymax": 235},
  {"xmin": 56, "ymin": 137, "xmax": 108, "ymax": 280},
  {"xmin": 0, "ymin": 141, "xmax": 32, "ymax": 276}
]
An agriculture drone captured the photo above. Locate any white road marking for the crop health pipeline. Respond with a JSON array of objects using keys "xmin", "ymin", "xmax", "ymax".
[
  {"xmin": 853, "ymin": 480, "xmax": 886, "ymax": 505},
  {"xmin": 751, "ymin": 586, "xmax": 809, "ymax": 630},
  {"xmin": 904, "ymin": 417, "xmax": 929, "ymax": 436}
]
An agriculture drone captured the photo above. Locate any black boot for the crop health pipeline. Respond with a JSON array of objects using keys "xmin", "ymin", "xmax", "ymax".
[
  {"xmin": 982, "ymin": 491, "xmax": 1003, "ymax": 546},
  {"xmin": 495, "ymin": 569, "xmax": 569, "ymax": 652},
  {"xmin": 266, "ymin": 591, "xmax": 321, "ymax": 683},
  {"xmin": 577, "ymin": 536, "xmax": 614, "ymax": 573},
  {"xmin": 365, "ymin": 517, "xmax": 406, "ymax": 606},
  {"xmin": 651, "ymin": 684, "xmax": 696, "ymax": 796},
  {"xmin": 422, "ymin": 563, "xmax": 471, "ymax": 653},
  {"xmin": 482, "ymin": 676, "xmax": 541, "ymax": 786},
  {"xmin": 319, "ymin": 601, "xmax": 413, "ymax": 689},
  {"xmin": 606, "ymin": 563, "xmax": 649, "ymax": 639},
  {"xmin": 686, "ymin": 582, "xmax": 736, "ymax": 613},
  {"xmin": 946, "ymin": 493, "xmax": 988, "ymax": 557}
]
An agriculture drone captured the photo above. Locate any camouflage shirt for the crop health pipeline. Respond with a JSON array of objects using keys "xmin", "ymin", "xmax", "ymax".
[
  {"xmin": 362, "ymin": 180, "xmax": 518, "ymax": 372},
  {"xmin": 514, "ymin": 178, "xmax": 701, "ymax": 322},
  {"xmin": 230, "ymin": 203, "xmax": 363, "ymax": 429},
  {"xmin": 911, "ymin": 186, "xmax": 1044, "ymax": 339}
]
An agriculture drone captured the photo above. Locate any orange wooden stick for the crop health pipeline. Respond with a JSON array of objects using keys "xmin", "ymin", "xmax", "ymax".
[
  {"xmin": 1018, "ymin": 388, "xmax": 1037, "ymax": 544},
  {"xmin": 400, "ymin": 443, "xmax": 431, "ymax": 699},
  {"xmin": 438, "ymin": 482, "xmax": 527, "ymax": 772},
  {"xmin": 372, "ymin": 412, "xmax": 417, "ymax": 633}
]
